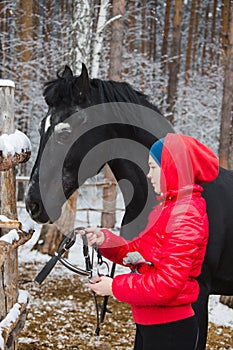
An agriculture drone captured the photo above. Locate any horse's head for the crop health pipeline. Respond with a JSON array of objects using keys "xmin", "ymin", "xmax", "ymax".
[
  {"xmin": 26, "ymin": 63, "xmax": 102, "ymax": 223},
  {"xmin": 26, "ymin": 63, "xmax": 174, "ymax": 229}
]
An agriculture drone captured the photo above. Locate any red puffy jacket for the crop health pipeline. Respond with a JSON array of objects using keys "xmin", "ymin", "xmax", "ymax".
[{"xmin": 100, "ymin": 134, "xmax": 219, "ymax": 325}]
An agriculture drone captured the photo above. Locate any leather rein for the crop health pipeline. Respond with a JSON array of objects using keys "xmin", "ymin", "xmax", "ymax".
[{"xmin": 35, "ymin": 227, "xmax": 110, "ymax": 335}]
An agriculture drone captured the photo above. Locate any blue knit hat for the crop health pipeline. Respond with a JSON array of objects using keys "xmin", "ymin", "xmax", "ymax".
[{"xmin": 149, "ymin": 138, "xmax": 165, "ymax": 166}]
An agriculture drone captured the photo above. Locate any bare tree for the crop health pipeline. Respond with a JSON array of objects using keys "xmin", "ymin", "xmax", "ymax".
[
  {"xmin": 201, "ymin": 0, "xmax": 210, "ymax": 75},
  {"xmin": 191, "ymin": 0, "xmax": 201, "ymax": 72},
  {"xmin": 221, "ymin": 0, "xmax": 231, "ymax": 56},
  {"xmin": 101, "ymin": 0, "xmax": 125, "ymax": 228},
  {"xmin": 124, "ymin": 0, "xmax": 136, "ymax": 75},
  {"xmin": 209, "ymin": 0, "xmax": 218, "ymax": 68},
  {"xmin": 15, "ymin": 0, "xmax": 33, "ymax": 201},
  {"xmin": 219, "ymin": 1, "xmax": 233, "ymax": 170},
  {"xmin": 185, "ymin": 0, "xmax": 197, "ymax": 85},
  {"xmin": 161, "ymin": 0, "xmax": 171, "ymax": 73},
  {"xmin": 167, "ymin": 0, "xmax": 183, "ymax": 124},
  {"xmin": 108, "ymin": 0, "xmax": 125, "ymax": 80}
]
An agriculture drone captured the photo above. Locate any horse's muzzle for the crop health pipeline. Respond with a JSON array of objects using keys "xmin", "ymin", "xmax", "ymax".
[{"xmin": 25, "ymin": 198, "xmax": 51, "ymax": 223}]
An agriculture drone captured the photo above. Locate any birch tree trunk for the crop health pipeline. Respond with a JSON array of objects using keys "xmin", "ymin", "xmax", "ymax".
[
  {"xmin": 69, "ymin": 0, "xmax": 92, "ymax": 73},
  {"xmin": 166, "ymin": 0, "xmax": 183, "ymax": 124},
  {"xmin": 101, "ymin": 0, "xmax": 125, "ymax": 228},
  {"xmin": 91, "ymin": 0, "xmax": 110, "ymax": 78}
]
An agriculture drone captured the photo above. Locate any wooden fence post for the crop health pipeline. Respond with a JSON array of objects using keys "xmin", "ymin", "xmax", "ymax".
[
  {"xmin": 101, "ymin": 165, "xmax": 117, "ymax": 228},
  {"xmin": 0, "ymin": 79, "xmax": 29, "ymax": 350}
]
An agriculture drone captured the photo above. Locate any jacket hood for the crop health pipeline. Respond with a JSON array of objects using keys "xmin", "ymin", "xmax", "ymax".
[{"xmin": 160, "ymin": 133, "xmax": 219, "ymax": 195}]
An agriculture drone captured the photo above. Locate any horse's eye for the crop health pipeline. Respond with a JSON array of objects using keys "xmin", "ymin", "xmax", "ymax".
[{"xmin": 54, "ymin": 123, "xmax": 72, "ymax": 144}]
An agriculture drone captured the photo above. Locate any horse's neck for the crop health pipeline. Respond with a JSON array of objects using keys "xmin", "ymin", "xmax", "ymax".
[
  {"xmin": 107, "ymin": 158, "xmax": 156, "ymax": 237},
  {"xmin": 107, "ymin": 158, "xmax": 150, "ymax": 203}
]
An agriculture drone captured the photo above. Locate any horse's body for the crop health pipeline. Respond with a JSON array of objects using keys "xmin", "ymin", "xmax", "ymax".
[{"xmin": 26, "ymin": 64, "xmax": 233, "ymax": 350}]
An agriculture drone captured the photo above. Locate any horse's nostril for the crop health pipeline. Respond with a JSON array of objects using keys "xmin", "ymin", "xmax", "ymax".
[{"xmin": 30, "ymin": 202, "xmax": 41, "ymax": 216}]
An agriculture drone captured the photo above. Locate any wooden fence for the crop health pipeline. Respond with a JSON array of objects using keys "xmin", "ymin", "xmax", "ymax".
[
  {"xmin": 0, "ymin": 80, "xmax": 33, "ymax": 350},
  {"xmin": 16, "ymin": 176, "xmax": 125, "ymax": 228}
]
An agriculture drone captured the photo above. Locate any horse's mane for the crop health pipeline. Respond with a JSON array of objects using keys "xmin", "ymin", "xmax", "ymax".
[
  {"xmin": 43, "ymin": 71, "xmax": 161, "ymax": 115},
  {"xmin": 90, "ymin": 79, "xmax": 161, "ymax": 113}
]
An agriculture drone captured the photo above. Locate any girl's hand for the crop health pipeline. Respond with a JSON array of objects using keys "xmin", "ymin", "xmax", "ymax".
[
  {"xmin": 84, "ymin": 227, "xmax": 105, "ymax": 246},
  {"xmin": 88, "ymin": 276, "xmax": 113, "ymax": 296}
]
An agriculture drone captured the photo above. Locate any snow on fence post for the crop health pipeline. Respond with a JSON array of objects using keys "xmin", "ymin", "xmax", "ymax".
[
  {"xmin": 0, "ymin": 80, "xmax": 32, "ymax": 350},
  {"xmin": 0, "ymin": 80, "xmax": 17, "ymax": 219}
]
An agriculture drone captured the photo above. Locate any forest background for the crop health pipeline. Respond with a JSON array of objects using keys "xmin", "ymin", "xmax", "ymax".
[
  {"xmin": 1, "ymin": 0, "xmax": 233, "ymax": 169},
  {"xmin": 1, "ymin": 0, "xmax": 233, "ymax": 249}
]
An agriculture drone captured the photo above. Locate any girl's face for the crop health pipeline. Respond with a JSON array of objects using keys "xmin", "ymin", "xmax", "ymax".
[{"xmin": 147, "ymin": 155, "xmax": 161, "ymax": 194}]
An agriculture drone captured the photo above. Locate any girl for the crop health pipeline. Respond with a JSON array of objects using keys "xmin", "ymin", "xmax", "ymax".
[{"xmin": 84, "ymin": 133, "xmax": 219, "ymax": 350}]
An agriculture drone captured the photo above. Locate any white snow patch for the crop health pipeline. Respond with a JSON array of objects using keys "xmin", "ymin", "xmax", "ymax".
[
  {"xmin": 0, "ymin": 337, "xmax": 3, "ymax": 350},
  {"xmin": 18, "ymin": 290, "xmax": 30, "ymax": 304},
  {"xmin": 20, "ymin": 214, "xmax": 35, "ymax": 233},
  {"xmin": 0, "ymin": 229, "xmax": 19, "ymax": 244},
  {"xmin": 0, "ymin": 304, "xmax": 21, "ymax": 328},
  {"xmin": 0, "ymin": 304, "xmax": 21, "ymax": 350},
  {"xmin": 0, "ymin": 79, "xmax": 15, "ymax": 88},
  {"xmin": 0, "ymin": 215, "xmax": 12, "ymax": 222},
  {"xmin": 0, "ymin": 290, "xmax": 29, "ymax": 349},
  {"xmin": 0, "ymin": 130, "xmax": 31, "ymax": 157},
  {"xmin": 209, "ymin": 295, "xmax": 233, "ymax": 329}
]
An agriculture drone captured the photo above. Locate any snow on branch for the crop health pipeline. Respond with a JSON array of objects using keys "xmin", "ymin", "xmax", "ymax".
[
  {"xmin": 0, "ymin": 224, "xmax": 35, "ymax": 268},
  {"xmin": 0, "ymin": 229, "xmax": 19, "ymax": 244},
  {"xmin": 0, "ymin": 130, "xmax": 31, "ymax": 171},
  {"xmin": 0, "ymin": 290, "xmax": 29, "ymax": 350},
  {"xmin": 101, "ymin": 14, "xmax": 122, "ymax": 32},
  {"xmin": 0, "ymin": 80, "xmax": 15, "ymax": 88}
]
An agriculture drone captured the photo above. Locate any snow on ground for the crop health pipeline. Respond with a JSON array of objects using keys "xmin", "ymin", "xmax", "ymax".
[
  {"xmin": 17, "ymin": 205, "xmax": 233, "ymax": 333},
  {"xmin": 17, "ymin": 178, "xmax": 233, "ymax": 343}
]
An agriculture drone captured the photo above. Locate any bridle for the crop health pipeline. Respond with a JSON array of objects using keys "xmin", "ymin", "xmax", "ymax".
[{"xmin": 35, "ymin": 227, "xmax": 110, "ymax": 335}]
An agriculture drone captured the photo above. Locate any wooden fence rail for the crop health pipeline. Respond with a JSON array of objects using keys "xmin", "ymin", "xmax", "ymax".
[{"xmin": 16, "ymin": 176, "xmax": 125, "ymax": 227}]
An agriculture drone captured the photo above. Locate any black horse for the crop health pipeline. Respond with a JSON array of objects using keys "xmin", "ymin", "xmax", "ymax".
[{"xmin": 26, "ymin": 64, "xmax": 233, "ymax": 350}]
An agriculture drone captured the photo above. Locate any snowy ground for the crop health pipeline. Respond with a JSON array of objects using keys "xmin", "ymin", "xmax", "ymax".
[{"xmin": 16, "ymin": 189, "xmax": 233, "ymax": 349}]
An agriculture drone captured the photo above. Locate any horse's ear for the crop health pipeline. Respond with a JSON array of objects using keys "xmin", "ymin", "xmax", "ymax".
[
  {"xmin": 61, "ymin": 65, "xmax": 73, "ymax": 78},
  {"xmin": 77, "ymin": 63, "xmax": 90, "ymax": 97},
  {"xmin": 80, "ymin": 63, "xmax": 89, "ymax": 80}
]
